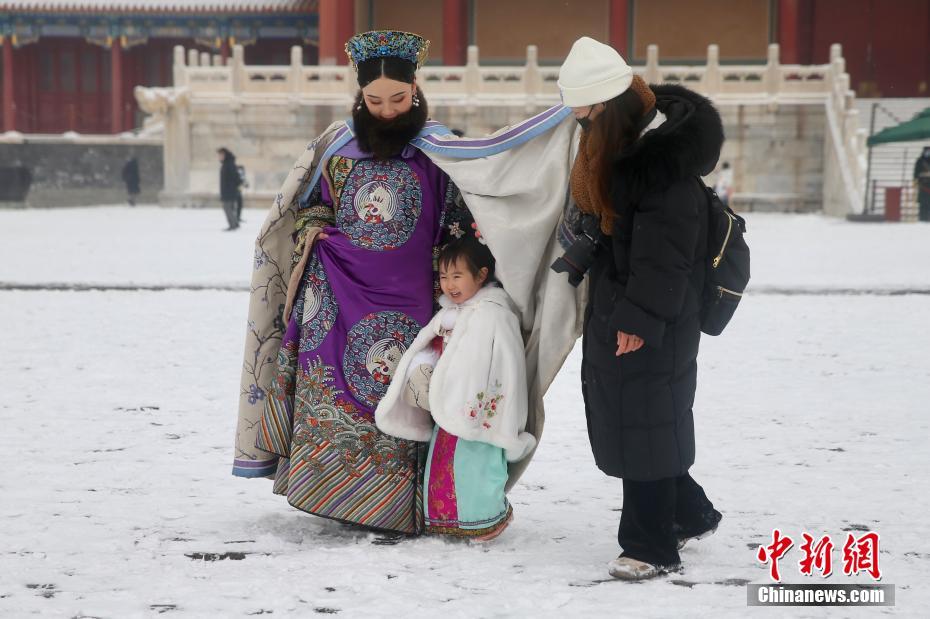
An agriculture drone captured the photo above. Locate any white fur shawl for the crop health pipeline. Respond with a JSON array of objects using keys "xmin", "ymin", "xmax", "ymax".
[{"xmin": 375, "ymin": 286, "xmax": 536, "ymax": 462}]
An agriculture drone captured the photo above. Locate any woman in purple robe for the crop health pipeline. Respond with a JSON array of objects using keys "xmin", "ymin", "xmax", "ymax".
[{"xmin": 253, "ymin": 31, "xmax": 472, "ymax": 536}]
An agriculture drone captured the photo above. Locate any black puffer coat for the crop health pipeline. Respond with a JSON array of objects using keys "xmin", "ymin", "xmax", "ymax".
[
  {"xmin": 581, "ymin": 84, "xmax": 724, "ymax": 481},
  {"xmin": 220, "ymin": 151, "xmax": 242, "ymax": 201}
]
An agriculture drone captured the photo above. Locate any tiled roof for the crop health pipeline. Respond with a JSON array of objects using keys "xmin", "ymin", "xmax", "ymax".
[{"xmin": 1, "ymin": 0, "xmax": 315, "ymax": 12}]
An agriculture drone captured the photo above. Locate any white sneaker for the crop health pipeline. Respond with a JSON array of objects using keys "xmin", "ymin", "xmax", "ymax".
[{"xmin": 607, "ymin": 556, "xmax": 660, "ymax": 580}]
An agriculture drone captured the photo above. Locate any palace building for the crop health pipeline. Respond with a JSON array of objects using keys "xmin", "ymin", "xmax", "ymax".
[
  {"xmin": 1, "ymin": 0, "xmax": 928, "ymax": 135},
  {"xmin": 0, "ymin": 0, "xmax": 318, "ymax": 134}
]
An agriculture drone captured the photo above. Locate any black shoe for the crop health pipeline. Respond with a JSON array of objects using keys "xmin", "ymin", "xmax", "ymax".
[{"xmin": 675, "ymin": 509, "xmax": 722, "ymax": 550}]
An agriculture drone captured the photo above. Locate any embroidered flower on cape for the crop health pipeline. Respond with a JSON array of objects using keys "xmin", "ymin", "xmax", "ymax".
[
  {"xmin": 254, "ymin": 248, "xmax": 268, "ymax": 270},
  {"xmin": 247, "ymin": 383, "xmax": 266, "ymax": 405},
  {"xmin": 464, "ymin": 381, "xmax": 505, "ymax": 430}
]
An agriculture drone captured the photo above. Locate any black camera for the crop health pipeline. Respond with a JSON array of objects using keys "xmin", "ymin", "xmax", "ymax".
[{"xmin": 550, "ymin": 213, "xmax": 602, "ymax": 287}]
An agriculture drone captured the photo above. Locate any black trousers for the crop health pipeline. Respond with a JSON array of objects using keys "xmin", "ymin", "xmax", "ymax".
[
  {"xmin": 919, "ymin": 200, "xmax": 930, "ymax": 222},
  {"xmin": 222, "ymin": 199, "xmax": 239, "ymax": 229},
  {"xmin": 618, "ymin": 473, "xmax": 720, "ymax": 567}
]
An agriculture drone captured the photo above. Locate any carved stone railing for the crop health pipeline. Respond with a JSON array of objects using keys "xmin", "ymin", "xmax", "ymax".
[
  {"xmin": 138, "ymin": 42, "xmax": 867, "ymax": 215},
  {"xmin": 169, "ymin": 41, "xmax": 854, "ymax": 103}
]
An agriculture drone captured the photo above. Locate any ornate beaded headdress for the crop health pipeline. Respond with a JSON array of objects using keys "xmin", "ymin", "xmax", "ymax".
[{"xmin": 345, "ymin": 30, "xmax": 430, "ymax": 71}]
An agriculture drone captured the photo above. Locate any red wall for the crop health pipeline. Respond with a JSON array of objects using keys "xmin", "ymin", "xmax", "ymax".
[
  {"xmin": 8, "ymin": 37, "xmax": 317, "ymax": 134},
  {"xmin": 244, "ymin": 38, "xmax": 318, "ymax": 65},
  {"xmin": 13, "ymin": 39, "xmax": 111, "ymax": 134},
  {"xmin": 809, "ymin": 0, "xmax": 930, "ymax": 97}
]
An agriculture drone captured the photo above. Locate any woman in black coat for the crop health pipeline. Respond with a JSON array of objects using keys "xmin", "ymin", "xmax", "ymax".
[{"xmin": 558, "ymin": 37, "xmax": 723, "ymax": 580}]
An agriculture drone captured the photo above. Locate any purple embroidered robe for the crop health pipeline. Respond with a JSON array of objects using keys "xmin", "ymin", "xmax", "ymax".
[{"xmin": 257, "ymin": 140, "xmax": 467, "ymax": 534}]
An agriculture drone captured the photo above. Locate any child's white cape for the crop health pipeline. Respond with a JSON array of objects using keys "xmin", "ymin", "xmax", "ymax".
[{"xmin": 376, "ymin": 286, "xmax": 536, "ymax": 462}]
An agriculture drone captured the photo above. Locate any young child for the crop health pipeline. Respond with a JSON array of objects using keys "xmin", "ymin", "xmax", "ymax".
[{"xmin": 375, "ymin": 234, "xmax": 536, "ymax": 541}]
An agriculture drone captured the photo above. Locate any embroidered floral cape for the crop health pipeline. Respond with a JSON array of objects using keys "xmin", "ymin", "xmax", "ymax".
[
  {"xmin": 376, "ymin": 286, "xmax": 536, "ymax": 462},
  {"xmin": 232, "ymin": 121, "xmax": 347, "ymax": 479}
]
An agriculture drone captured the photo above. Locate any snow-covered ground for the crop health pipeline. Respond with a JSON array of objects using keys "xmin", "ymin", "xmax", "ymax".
[
  {"xmin": 2, "ymin": 206, "xmax": 928, "ymax": 617},
  {"xmin": 2, "ymin": 208, "xmax": 928, "ymax": 292}
]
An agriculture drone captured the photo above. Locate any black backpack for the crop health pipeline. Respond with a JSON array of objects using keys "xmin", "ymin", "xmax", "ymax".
[{"xmin": 696, "ymin": 179, "xmax": 750, "ymax": 336}]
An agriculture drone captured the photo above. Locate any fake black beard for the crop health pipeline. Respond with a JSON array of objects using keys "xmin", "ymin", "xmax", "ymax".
[{"xmin": 352, "ymin": 88, "xmax": 428, "ymax": 160}]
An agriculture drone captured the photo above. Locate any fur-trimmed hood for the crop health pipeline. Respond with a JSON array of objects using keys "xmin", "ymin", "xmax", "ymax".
[{"xmin": 612, "ymin": 84, "xmax": 724, "ymax": 205}]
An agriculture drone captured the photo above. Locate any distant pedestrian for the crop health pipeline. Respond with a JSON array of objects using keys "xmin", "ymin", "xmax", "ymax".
[
  {"xmin": 714, "ymin": 161, "xmax": 733, "ymax": 207},
  {"xmin": 218, "ymin": 147, "xmax": 242, "ymax": 230},
  {"xmin": 914, "ymin": 146, "xmax": 930, "ymax": 222},
  {"xmin": 121, "ymin": 156, "xmax": 140, "ymax": 206}
]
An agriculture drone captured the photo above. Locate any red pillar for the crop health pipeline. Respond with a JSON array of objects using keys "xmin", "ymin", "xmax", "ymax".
[
  {"xmin": 925, "ymin": 0, "xmax": 930, "ymax": 95},
  {"xmin": 442, "ymin": 0, "xmax": 468, "ymax": 65},
  {"xmin": 220, "ymin": 38, "xmax": 230, "ymax": 66},
  {"xmin": 318, "ymin": 0, "xmax": 337, "ymax": 64},
  {"xmin": 778, "ymin": 0, "xmax": 800, "ymax": 64},
  {"xmin": 318, "ymin": 0, "xmax": 355, "ymax": 65},
  {"xmin": 337, "ymin": 0, "xmax": 355, "ymax": 47},
  {"xmin": 110, "ymin": 37, "xmax": 123, "ymax": 134},
  {"xmin": 122, "ymin": 47, "xmax": 137, "ymax": 132},
  {"xmin": 2, "ymin": 36, "xmax": 14, "ymax": 132},
  {"xmin": 609, "ymin": 0, "xmax": 629, "ymax": 57}
]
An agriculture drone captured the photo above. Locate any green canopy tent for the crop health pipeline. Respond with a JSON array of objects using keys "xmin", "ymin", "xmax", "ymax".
[
  {"xmin": 867, "ymin": 107, "xmax": 930, "ymax": 147},
  {"xmin": 855, "ymin": 105, "xmax": 930, "ymax": 219}
]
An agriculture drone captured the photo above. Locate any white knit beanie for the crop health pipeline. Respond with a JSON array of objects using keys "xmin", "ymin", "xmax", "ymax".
[{"xmin": 558, "ymin": 37, "xmax": 633, "ymax": 107}]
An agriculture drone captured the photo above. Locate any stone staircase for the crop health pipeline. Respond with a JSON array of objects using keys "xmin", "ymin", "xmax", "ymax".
[{"xmin": 856, "ymin": 98, "xmax": 930, "ymax": 220}]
